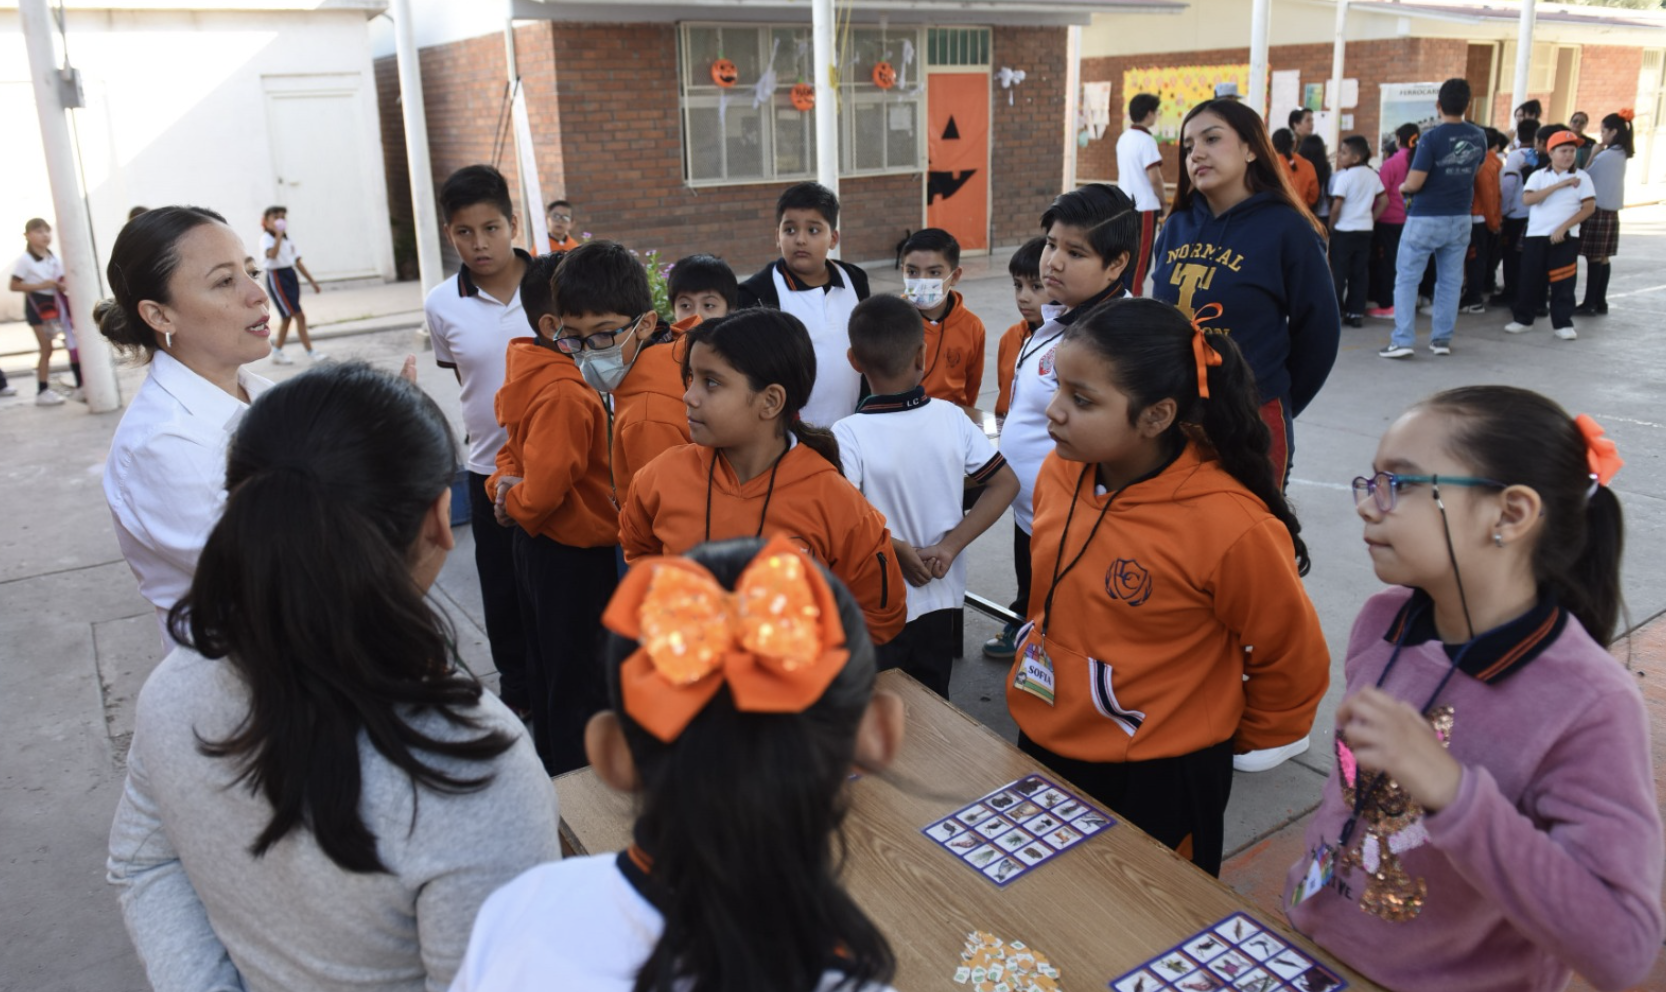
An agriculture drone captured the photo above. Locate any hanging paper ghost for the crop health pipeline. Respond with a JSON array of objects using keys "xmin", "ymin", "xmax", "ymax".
[
  {"xmin": 997, "ymin": 67, "xmax": 1027, "ymax": 106},
  {"xmin": 753, "ymin": 37, "xmax": 782, "ymax": 110}
]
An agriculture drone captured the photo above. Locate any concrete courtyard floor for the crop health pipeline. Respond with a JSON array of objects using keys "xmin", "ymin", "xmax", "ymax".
[{"xmin": 3, "ymin": 212, "xmax": 1665, "ymax": 989}]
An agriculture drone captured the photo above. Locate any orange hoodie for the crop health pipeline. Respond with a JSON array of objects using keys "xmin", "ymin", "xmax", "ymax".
[
  {"xmin": 487, "ymin": 338, "xmax": 618, "ymax": 548},
  {"xmin": 611, "ymin": 332, "xmax": 691, "ymax": 507},
  {"xmin": 994, "ymin": 320, "xmax": 1033, "ymax": 418},
  {"xmin": 1008, "ymin": 443, "xmax": 1328, "ymax": 763},
  {"xmin": 620, "ymin": 442, "xmax": 906, "ymax": 644},
  {"xmin": 1283, "ymin": 154, "xmax": 1320, "ymax": 208},
  {"xmin": 919, "ymin": 291, "xmax": 986, "ymax": 408},
  {"xmin": 1472, "ymin": 153, "xmax": 1502, "ymax": 232}
]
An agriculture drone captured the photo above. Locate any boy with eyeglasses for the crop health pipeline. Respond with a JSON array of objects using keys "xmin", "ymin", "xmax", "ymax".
[{"xmin": 546, "ymin": 199, "xmax": 579, "ymax": 252}]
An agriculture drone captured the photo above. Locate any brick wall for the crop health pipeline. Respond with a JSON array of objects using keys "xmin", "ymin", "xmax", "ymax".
[
  {"xmin": 1573, "ymin": 45, "xmax": 1644, "ymax": 126},
  {"xmin": 373, "ymin": 55, "xmax": 414, "ymax": 279},
  {"xmin": 991, "ymin": 26, "xmax": 1068, "ymax": 246},
  {"xmin": 1079, "ymin": 38, "xmax": 1468, "ymax": 187}
]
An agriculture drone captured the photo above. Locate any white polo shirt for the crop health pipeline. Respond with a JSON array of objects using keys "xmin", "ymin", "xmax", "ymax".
[
  {"xmin": 103, "ymin": 350, "xmax": 274, "ymax": 647},
  {"xmin": 834, "ymin": 391, "xmax": 1005, "ymax": 621},
  {"xmin": 1329, "ymin": 165, "xmax": 1385, "ymax": 233},
  {"xmin": 1116, "ymin": 126, "xmax": 1164, "ymax": 212},
  {"xmin": 1524, "ymin": 167, "xmax": 1597, "ymax": 238},
  {"xmin": 424, "ymin": 251, "xmax": 531, "ymax": 476},
  {"xmin": 258, "ymin": 231, "xmax": 300, "ymax": 269}
]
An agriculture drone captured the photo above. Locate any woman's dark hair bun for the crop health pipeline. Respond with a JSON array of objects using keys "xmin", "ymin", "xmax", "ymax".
[{"xmin": 93, "ymin": 298, "xmax": 144, "ymax": 351}]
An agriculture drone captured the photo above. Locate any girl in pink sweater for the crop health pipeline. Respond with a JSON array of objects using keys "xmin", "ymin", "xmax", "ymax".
[{"xmin": 1284, "ymin": 385, "xmax": 1662, "ymax": 992}]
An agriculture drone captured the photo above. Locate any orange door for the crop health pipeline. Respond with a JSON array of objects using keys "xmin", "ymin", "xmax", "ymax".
[{"xmin": 927, "ymin": 72, "xmax": 989, "ymax": 250}]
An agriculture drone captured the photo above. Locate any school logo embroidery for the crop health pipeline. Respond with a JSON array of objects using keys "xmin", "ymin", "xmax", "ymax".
[
  {"xmin": 1038, "ymin": 345, "xmax": 1059, "ymax": 377},
  {"xmin": 1105, "ymin": 558, "xmax": 1153, "ymax": 606},
  {"xmin": 947, "ymin": 347, "xmax": 963, "ymax": 369}
]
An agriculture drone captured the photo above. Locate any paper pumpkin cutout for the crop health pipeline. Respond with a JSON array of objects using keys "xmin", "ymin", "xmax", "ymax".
[
  {"xmin": 711, "ymin": 58, "xmax": 739, "ymax": 88},
  {"xmin": 791, "ymin": 82, "xmax": 816, "ymax": 111},
  {"xmin": 873, "ymin": 61, "xmax": 897, "ymax": 89}
]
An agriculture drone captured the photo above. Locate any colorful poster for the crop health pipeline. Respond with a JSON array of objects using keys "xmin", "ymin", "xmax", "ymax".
[
  {"xmin": 1121, "ymin": 63, "xmax": 1252, "ymax": 144},
  {"xmin": 1379, "ymin": 82, "xmax": 1442, "ymax": 150}
]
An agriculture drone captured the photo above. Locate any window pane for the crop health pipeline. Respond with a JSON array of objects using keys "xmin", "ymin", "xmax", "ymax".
[
  {"xmin": 775, "ymin": 96, "xmax": 815, "ymax": 177},
  {"xmin": 685, "ymin": 28, "xmax": 721, "ymax": 89},
  {"xmin": 686, "ymin": 100, "xmax": 767, "ymax": 182},
  {"xmin": 686, "ymin": 104, "xmax": 723, "ymax": 181},
  {"xmin": 887, "ymin": 99, "xmax": 917, "ymax": 168},
  {"xmin": 852, "ymin": 100, "xmax": 887, "ymax": 171}
]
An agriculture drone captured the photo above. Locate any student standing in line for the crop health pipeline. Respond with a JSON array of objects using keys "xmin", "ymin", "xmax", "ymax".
[
  {"xmin": 1284, "ymin": 387, "xmax": 1661, "ymax": 992},
  {"xmin": 1505, "ymin": 130, "xmax": 1595, "ymax": 342},
  {"xmin": 899, "ymin": 228, "xmax": 986, "ymax": 408},
  {"xmin": 546, "ymin": 199, "xmax": 580, "ymax": 252},
  {"xmin": 1118, "ymin": 92, "xmax": 1167, "ymax": 295},
  {"xmin": 1368, "ymin": 124, "xmax": 1419, "ymax": 319},
  {"xmin": 1493, "ymin": 118, "xmax": 1540, "ymax": 310},
  {"xmin": 1576, "ymin": 111, "xmax": 1634, "ymax": 316},
  {"xmin": 1328, "ymin": 135, "xmax": 1387, "ymax": 329}
]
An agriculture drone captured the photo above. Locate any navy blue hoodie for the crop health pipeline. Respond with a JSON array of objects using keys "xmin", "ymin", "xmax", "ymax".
[{"xmin": 1152, "ymin": 191, "xmax": 1339, "ymax": 417}]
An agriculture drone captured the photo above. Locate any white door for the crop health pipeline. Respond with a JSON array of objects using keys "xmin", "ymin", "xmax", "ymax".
[{"xmin": 264, "ymin": 77, "xmax": 379, "ymax": 280}]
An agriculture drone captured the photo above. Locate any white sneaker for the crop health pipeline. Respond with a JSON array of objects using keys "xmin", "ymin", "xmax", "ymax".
[
  {"xmin": 1503, "ymin": 321, "xmax": 1531, "ymax": 333},
  {"xmin": 1428, "ymin": 341, "xmax": 1451, "ymax": 356},
  {"xmin": 68, "ymin": 387, "xmax": 86, "ymax": 403},
  {"xmin": 1417, "ymin": 304, "xmax": 1434, "ymax": 316},
  {"xmin": 1554, "ymin": 326, "xmax": 1578, "ymax": 340},
  {"xmin": 1234, "ymin": 737, "xmax": 1311, "ymax": 773},
  {"xmin": 54, "ymin": 372, "xmax": 78, "ymax": 388},
  {"xmin": 271, "ymin": 348, "xmax": 295, "ymax": 365},
  {"xmin": 0, "ymin": 385, "xmax": 16, "ymax": 397},
  {"xmin": 307, "ymin": 350, "xmax": 329, "ymax": 362},
  {"xmin": 1377, "ymin": 344, "xmax": 1414, "ymax": 359},
  {"xmin": 35, "ymin": 389, "xmax": 66, "ymax": 406}
]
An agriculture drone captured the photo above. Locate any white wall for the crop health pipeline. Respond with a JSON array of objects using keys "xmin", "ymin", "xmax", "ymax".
[
  {"xmin": 0, "ymin": 6, "xmax": 394, "ymax": 321},
  {"xmin": 368, "ymin": 0, "xmax": 541, "ymax": 58}
]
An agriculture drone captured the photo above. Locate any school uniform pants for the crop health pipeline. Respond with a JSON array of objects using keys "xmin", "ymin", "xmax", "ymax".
[
  {"xmin": 469, "ymin": 472, "xmax": 528, "ymax": 710},
  {"xmin": 1009, "ymin": 523, "xmax": 1033, "ymax": 622},
  {"xmin": 1018, "ymin": 735, "xmax": 1235, "ymax": 877},
  {"xmin": 1328, "ymin": 230, "xmax": 1372, "ymax": 317},
  {"xmin": 512, "ymin": 529, "xmax": 620, "ymax": 775},
  {"xmin": 877, "ymin": 608, "xmax": 957, "ymax": 698},
  {"xmin": 1495, "ymin": 216, "xmax": 1528, "ymax": 305},
  {"xmin": 1259, "ymin": 397, "xmax": 1292, "ymax": 492},
  {"xmin": 1369, "ymin": 221, "xmax": 1402, "ymax": 309},
  {"xmin": 1130, "ymin": 210, "xmax": 1160, "ymax": 297},
  {"xmin": 1512, "ymin": 236, "xmax": 1580, "ymax": 331},
  {"xmin": 1460, "ymin": 221, "xmax": 1494, "ymax": 307}
]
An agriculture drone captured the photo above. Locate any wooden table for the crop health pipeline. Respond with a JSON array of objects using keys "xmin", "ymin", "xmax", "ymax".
[{"xmin": 556, "ymin": 671, "xmax": 1379, "ymax": 991}]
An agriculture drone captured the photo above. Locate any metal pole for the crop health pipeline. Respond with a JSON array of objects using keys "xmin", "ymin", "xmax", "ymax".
[
  {"xmin": 1512, "ymin": 0, "xmax": 1537, "ymax": 126},
  {"xmin": 19, "ymin": 0, "xmax": 118, "ymax": 413},
  {"xmin": 811, "ymin": 0, "xmax": 839, "ymax": 212},
  {"xmin": 1328, "ymin": 0, "xmax": 1348, "ymax": 152},
  {"xmin": 1063, "ymin": 25, "xmax": 1082, "ymax": 190},
  {"xmin": 391, "ymin": 0, "xmax": 444, "ymax": 296},
  {"xmin": 1248, "ymin": 0, "xmax": 1272, "ymax": 121}
]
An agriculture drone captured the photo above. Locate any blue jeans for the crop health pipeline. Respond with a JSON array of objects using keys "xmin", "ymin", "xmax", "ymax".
[{"xmin": 1392, "ymin": 215, "xmax": 1471, "ymax": 348}]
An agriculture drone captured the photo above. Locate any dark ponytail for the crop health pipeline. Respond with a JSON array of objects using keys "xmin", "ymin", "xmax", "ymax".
[
  {"xmin": 1065, "ymin": 297, "xmax": 1310, "ymax": 575},
  {"xmin": 172, "ymin": 362, "xmax": 513, "ymax": 873},
  {"xmin": 97, "ymin": 205, "xmax": 227, "ymax": 361},
  {"xmin": 1601, "ymin": 113, "xmax": 1636, "ymax": 159},
  {"xmin": 608, "ymin": 537, "xmax": 895, "ymax": 992},
  {"xmin": 681, "ymin": 309, "xmax": 843, "ymax": 472},
  {"xmin": 1419, "ymin": 386, "xmax": 1625, "ymax": 645}
]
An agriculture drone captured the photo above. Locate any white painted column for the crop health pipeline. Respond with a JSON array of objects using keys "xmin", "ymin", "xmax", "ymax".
[
  {"xmin": 19, "ymin": 0, "xmax": 118, "ymax": 413},
  {"xmin": 1328, "ymin": 0, "xmax": 1348, "ymax": 152},
  {"xmin": 1063, "ymin": 25, "xmax": 1082, "ymax": 190},
  {"xmin": 1512, "ymin": 0, "xmax": 1537, "ymax": 123},
  {"xmin": 812, "ymin": 0, "xmax": 839, "ymax": 198},
  {"xmin": 504, "ymin": 15, "xmax": 547, "ymax": 252},
  {"xmin": 392, "ymin": 0, "xmax": 444, "ymax": 296},
  {"xmin": 1248, "ymin": 0, "xmax": 1272, "ymax": 121}
]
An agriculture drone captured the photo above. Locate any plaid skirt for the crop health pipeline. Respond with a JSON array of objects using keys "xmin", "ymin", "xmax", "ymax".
[{"xmin": 1580, "ymin": 208, "xmax": 1620, "ymax": 259}]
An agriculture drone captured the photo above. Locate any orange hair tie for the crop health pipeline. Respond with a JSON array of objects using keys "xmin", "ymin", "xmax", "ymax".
[
  {"xmin": 1574, "ymin": 414, "xmax": 1624, "ymax": 490},
  {"xmin": 602, "ymin": 536, "xmax": 850, "ymax": 743},
  {"xmin": 1618, "ymin": 108, "xmax": 1636, "ymax": 123},
  {"xmin": 1189, "ymin": 302, "xmax": 1225, "ymax": 399}
]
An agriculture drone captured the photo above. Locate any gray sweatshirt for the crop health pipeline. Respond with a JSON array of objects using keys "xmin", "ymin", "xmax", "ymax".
[
  {"xmin": 108, "ymin": 648, "xmax": 562, "ymax": 992},
  {"xmin": 1585, "ymin": 145, "xmax": 1628, "ymax": 211}
]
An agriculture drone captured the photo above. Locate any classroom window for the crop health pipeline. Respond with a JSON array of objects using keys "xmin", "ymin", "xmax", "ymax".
[
  {"xmin": 927, "ymin": 28, "xmax": 990, "ymax": 68},
  {"xmin": 679, "ymin": 23, "xmax": 928, "ymax": 186}
]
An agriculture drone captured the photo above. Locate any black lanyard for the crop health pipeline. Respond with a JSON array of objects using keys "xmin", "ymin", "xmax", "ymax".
[
  {"xmin": 705, "ymin": 447, "xmax": 786, "ymax": 542},
  {"xmin": 1336, "ymin": 605, "xmax": 1468, "ymax": 849},
  {"xmin": 1038, "ymin": 452, "xmax": 1174, "ymax": 638}
]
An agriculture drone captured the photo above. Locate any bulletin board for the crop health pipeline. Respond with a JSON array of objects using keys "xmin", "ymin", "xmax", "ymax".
[{"xmin": 1121, "ymin": 63, "xmax": 1252, "ymax": 144}]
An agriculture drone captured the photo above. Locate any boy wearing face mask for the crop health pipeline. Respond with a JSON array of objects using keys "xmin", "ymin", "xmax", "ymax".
[
  {"xmin": 551, "ymin": 241, "xmax": 692, "ymax": 506},
  {"xmin": 488, "ymin": 251, "xmax": 620, "ymax": 776},
  {"xmin": 900, "ymin": 228, "xmax": 986, "ymax": 409}
]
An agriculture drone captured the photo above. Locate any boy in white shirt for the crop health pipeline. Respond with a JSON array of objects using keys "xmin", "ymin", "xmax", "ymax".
[
  {"xmin": 1116, "ymin": 93, "xmax": 1165, "ymax": 296},
  {"xmin": 1505, "ymin": 130, "xmax": 1596, "ymax": 341},
  {"xmin": 260, "ymin": 206, "xmax": 324, "ymax": 364},
  {"xmin": 1327, "ymin": 136, "xmax": 1387, "ymax": 328},
  {"xmin": 834, "ymin": 294, "xmax": 1018, "ymax": 697}
]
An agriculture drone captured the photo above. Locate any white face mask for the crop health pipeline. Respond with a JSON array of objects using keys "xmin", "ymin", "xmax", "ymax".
[
  {"xmin": 272, "ymin": 218, "xmax": 287, "ymax": 233},
  {"xmin": 903, "ymin": 278, "xmax": 945, "ymax": 311}
]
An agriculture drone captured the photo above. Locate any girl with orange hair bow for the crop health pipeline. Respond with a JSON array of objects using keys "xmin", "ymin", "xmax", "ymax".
[
  {"xmin": 451, "ymin": 536, "xmax": 906, "ymax": 992},
  {"xmin": 1575, "ymin": 111, "xmax": 1637, "ymax": 317},
  {"xmin": 1285, "ymin": 387, "xmax": 1661, "ymax": 992}
]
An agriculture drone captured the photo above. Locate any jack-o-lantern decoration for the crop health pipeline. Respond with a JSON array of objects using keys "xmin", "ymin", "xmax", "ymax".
[
  {"xmin": 710, "ymin": 58, "xmax": 739, "ymax": 88},
  {"xmin": 791, "ymin": 82, "xmax": 816, "ymax": 111},
  {"xmin": 872, "ymin": 61, "xmax": 896, "ymax": 90}
]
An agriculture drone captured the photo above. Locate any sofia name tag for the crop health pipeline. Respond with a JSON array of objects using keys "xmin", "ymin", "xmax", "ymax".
[{"xmin": 1013, "ymin": 639, "xmax": 1057, "ymax": 705}]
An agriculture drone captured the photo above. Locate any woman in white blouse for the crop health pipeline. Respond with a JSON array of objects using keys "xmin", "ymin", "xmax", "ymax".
[{"xmin": 96, "ymin": 206, "xmax": 277, "ymax": 647}]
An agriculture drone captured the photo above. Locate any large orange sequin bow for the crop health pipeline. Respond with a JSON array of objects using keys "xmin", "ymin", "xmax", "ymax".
[
  {"xmin": 602, "ymin": 536, "xmax": 850, "ymax": 743},
  {"xmin": 1189, "ymin": 302, "xmax": 1225, "ymax": 399},
  {"xmin": 1574, "ymin": 414, "xmax": 1624, "ymax": 487}
]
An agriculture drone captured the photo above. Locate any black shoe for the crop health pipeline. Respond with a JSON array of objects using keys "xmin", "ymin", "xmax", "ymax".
[
  {"xmin": 1344, "ymin": 315, "xmax": 1364, "ymax": 328},
  {"xmin": 1573, "ymin": 303, "xmax": 1608, "ymax": 316},
  {"xmin": 1536, "ymin": 306, "xmax": 1549, "ymax": 317}
]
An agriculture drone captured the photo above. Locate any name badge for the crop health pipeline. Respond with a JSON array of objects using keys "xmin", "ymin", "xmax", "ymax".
[
  {"xmin": 1012, "ymin": 639, "xmax": 1056, "ymax": 706},
  {"xmin": 1290, "ymin": 844, "xmax": 1336, "ymax": 907}
]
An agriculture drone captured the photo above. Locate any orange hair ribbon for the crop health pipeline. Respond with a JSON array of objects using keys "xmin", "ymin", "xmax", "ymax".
[
  {"xmin": 1189, "ymin": 302, "xmax": 1225, "ymax": 399},
  {"xmin": 1574, "ymin": 414, "xmax": 1624, "ymax": 489},
  {"xmin": 602, "ymin": 536, "xmax": 850, "ymax": 743},
  {"xmin": 1618, "ymin": 108, "xmax": 1636, "ymax": 123}
]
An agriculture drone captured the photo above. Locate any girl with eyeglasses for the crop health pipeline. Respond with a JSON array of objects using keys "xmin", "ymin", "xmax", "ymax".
[{"xmin": 1284, "ymin": 386, "xmax": 1662, "ymax": 991}]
